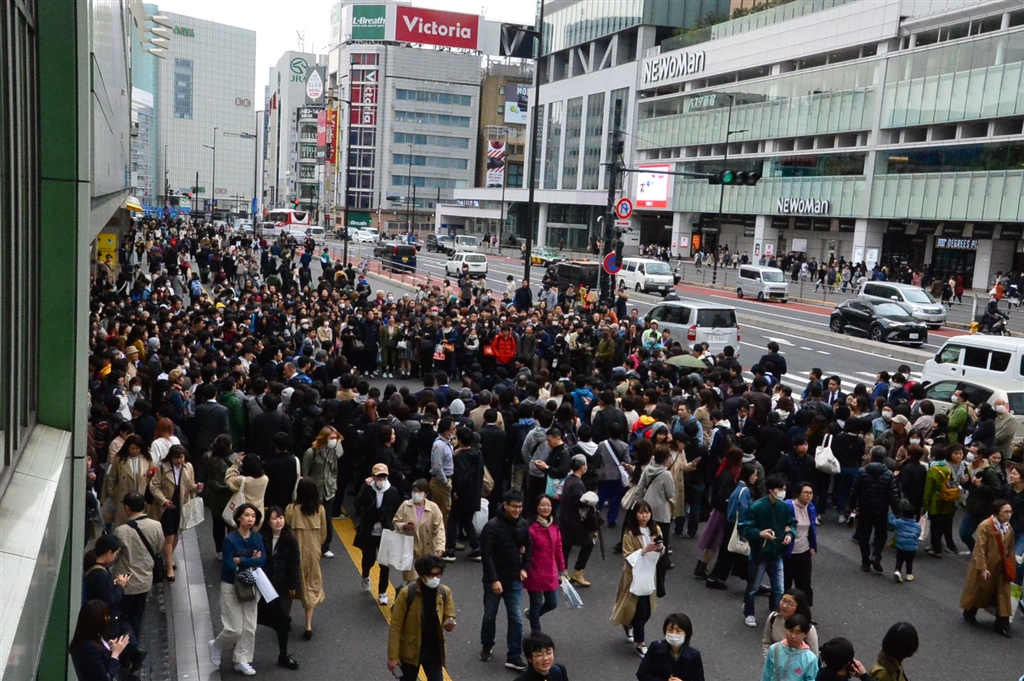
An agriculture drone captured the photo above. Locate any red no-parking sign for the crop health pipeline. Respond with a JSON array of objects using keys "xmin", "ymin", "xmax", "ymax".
[{"xmin": 603, "ymin": 252, "xmax": 621, "ymax": 274}]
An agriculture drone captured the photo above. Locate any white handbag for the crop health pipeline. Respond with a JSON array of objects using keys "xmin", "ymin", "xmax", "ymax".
[
  {"xmin": 814, "ymin": 434, "xmax": 840, "ymax": 474},
  {"xmin": 727, "ymin": 516, "xmax": 751, "ymax": 556},
  {"xmin": 222, "ymin": 477, "xmax": 246, "ymax": 528}
]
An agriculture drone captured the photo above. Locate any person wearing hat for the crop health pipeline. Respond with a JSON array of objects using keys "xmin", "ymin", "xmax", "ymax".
[
  {"xmin": 355, "ymin": 463, "xmax": 403, "ymax": 605},
  {"xmin": 876, "ymin": 414, "xmax": 910, "ymax": 458}
]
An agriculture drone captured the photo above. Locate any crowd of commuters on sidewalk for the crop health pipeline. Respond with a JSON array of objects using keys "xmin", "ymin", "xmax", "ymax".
[{"xmin": 75, "ymin": 218, "xmax": 1022, "ymax": 679}]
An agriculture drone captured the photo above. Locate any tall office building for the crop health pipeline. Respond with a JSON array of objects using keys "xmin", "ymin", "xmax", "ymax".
[
  {"xmin": 265, "ymin": 51, "xmax": 327, "ymax": 212},
  {"xmin": 156, "ymin": 12, "xmax": 257, "ymax": 213}
]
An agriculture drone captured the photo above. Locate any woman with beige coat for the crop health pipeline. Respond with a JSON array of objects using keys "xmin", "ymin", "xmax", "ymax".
[
  {"xmin": 391, "ymin": 478, "xmax": 446, "ymax": 583},
  {"xmin": 669, "ymin": 439, "xmax": 697, "ymax": 537},
  {"xmin": 224, "ymin": 452, "xmax": 269, "ymax": 529},
  {"xmin": 960, "ymin": 499, "xmax": 1016, "ymax": 638},
  {"xmin": 149, "ymin": 444, "xmax": 203, "ymax": 581},
  {"xmin": 610, "ymin": 500, "xmax": 665, "ymax": 658},
  {"xmin": 286, "ymin": 478, "xmax": 329, "ymax": 640},
  {"xmin": 103, "ymin": 434, "xmax": 156, "ymax": 527}
]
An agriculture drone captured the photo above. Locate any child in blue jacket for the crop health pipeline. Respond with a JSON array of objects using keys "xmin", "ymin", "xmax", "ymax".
[{"xmin": 888, "ymin": 502, "xmax": 920, "ymax": 583}]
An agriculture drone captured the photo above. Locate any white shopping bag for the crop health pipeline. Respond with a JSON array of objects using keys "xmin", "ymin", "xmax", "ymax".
[
  {"xmin": 181, "ymin": 497, "xmax": 205, "ymax": 531},
  {"xmin": 560, "ymin": 576, "xmax": 583, "ymax": 609},
  {"xmin": 252, "ymin": 567, "xmax": 279, "ymax": 603},
  {"xmin": 376, "ymin": 528, "xmax": 414, "ymax": 572},
  {"xmin": 918, "ymin": 513, "xmax": 930, "ymax": 543},
  {"xmin": 626, "ymin": 549, "xmax": 660, "ymax": 597},
  {"xmin": 473, "ymin": 498, "xmax": 489, "ymax": 535}
]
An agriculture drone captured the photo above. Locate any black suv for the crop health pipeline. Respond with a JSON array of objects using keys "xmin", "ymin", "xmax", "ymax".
[
  {"xmin": 545, "ymin": 260, "xmax": 601, "ymax": 293},
  {"xmin": 425, "ymin": 234, "xmax": 454, "ymax": 254}
]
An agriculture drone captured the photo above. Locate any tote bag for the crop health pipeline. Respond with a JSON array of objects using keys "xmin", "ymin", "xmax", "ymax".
[
  {"xmin": 181, "ymin": 497, "xmax": 205, "ymax": 531},
  {"xmin": 376, "ymin": 528, "xmax": 414, "ymax": 572},
  {"xmin": 727, "ymin": 516, "xmax": 751, "ymax": 556},
  {"xmin": 814, "ymin": 434, "xmax": 840, "ymax": 474},
  {"xmin": 222, "ymin": 477, "xmax": 247, "ymax": 528}
]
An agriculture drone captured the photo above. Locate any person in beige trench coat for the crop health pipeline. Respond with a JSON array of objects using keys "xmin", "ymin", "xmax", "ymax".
[
  {"xmin": 959, "ymin": 501, "xmax": 1016, "ymax": 637},
  {"xmin": 148, "ymin": 445, "xmax": 203, "ymax": 581},
  {"xmin": 103, "ymin": 435, "xmax": 157, "ymax": 527},
  {"xmin": 392, "ymin": 479, "xmax": 447, "ymax": 583},
  {"xmin": 669, "ymin": 442, "xmax": 697, "ymax": 536},
  {"xmin": 286, "ymin": 478, "xmax": 329, "ymax": 639},
  {"xmin": 610, "ymin": 501, "xmax": 665, "ymax": 657}
]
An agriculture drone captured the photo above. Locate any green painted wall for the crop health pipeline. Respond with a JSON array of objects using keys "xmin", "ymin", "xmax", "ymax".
[{"xmin": 37, "ymin": 533, "xmax": 73, "ymax": 680}]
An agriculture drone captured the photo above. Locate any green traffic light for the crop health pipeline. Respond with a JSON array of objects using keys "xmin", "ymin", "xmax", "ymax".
[{"xmin": 721, "ymin": 170, "xmax": 735, "ymax": 184}]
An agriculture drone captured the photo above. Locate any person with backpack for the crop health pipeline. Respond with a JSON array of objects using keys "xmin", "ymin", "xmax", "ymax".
[{"xmin": 922, "ymin": 443, "xmax": 964, "ymax": 557}]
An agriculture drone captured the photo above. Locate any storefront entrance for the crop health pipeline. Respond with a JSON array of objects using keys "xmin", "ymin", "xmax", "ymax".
[{"xmin": 931, "ymin": 245, "xmax": 976, "ymax": 281}]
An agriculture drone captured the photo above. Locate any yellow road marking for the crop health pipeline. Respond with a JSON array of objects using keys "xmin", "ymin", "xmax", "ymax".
[{"xmin": 334, "ymin": 519, "xmax": 453, "ymax": 681}]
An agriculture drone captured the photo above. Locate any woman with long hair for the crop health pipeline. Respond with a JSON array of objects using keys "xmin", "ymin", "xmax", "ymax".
[
  {"xmin": 303, "ymin": 426, "xmax": 342, "ymax": 557},
  {"xmin": 611, "ymin": 500, "xmax": 666, "ymax": 658},
  {"xmin": 149, "ymin": 444, "xmax": 203, "ymax": 581},
  {"xmin": 102, "ymin": 434, "xmax": 155, "ymax": 527},
  {"xmin": 286, "ymin": 477, "xmax": 328, "ymax": 639},
  {"xmin": 203, "ymin": 434, "xmax": 236, "ymax": 558},
  {"xmin": 523, "ymin": 494, "xmax": 565, "ymax": 634},
  {"xmin": 694, "ymin": 447, "xmax": 743, "ymax": 579},
  {"xmin": 149, "ymin": 416, "xmax": 180, "ymax": 466},
  {"xmin": 69, "ymin": 600, "xmax": 131, "ymax": 681},
  {"xmin": 705, "ymin": 462, "xmax": 759, "ymax": 589},
  {"xmin": 210, "ymin": 503, "xmax": 266, "ymax": 676},
  {"xmin": 257, "ymin": 507, "xmax": 302, "ymax": 670}
]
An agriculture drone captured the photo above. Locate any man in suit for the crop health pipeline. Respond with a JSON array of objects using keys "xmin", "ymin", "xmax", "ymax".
[
  {"xmin": 730, "ymin": 403, "xmax": 759, "ymax": 439},
  {"xmin": 247, "ymin": 393, "xmax": 291, "ymax": 459},
  {"xmin": 111, "ymin": 492, "xmax": 164, "ymax": 644},
  {"xmin": 824, "ymin": 375, "xmax": 847, "ymax": 409},
  {"xmin": 191, "ymin": 382, "xmax": 229, "ymax": 480}
]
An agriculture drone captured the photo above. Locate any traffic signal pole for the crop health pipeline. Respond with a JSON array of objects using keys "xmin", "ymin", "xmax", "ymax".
[
  {"xmin": 712, "ymin": 95, "xmax": 734, "ymax": 286},
  {"xmin": 600, "ymin": 98, "xmax": 623, "ymax": 306},
  {"xmin": 522, "ymin": 0, "xmax": 544, "ymax": 284}
]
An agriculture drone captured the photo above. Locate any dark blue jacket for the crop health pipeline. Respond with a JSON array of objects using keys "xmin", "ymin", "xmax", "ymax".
[
  {"xmin": 69, "ymin": 640, "xmax": 121, "ymax": 681},
  {"xmin": 220, "ymin": 530, "xmax": 267, "ymax": 584},
  {"xmin": 636, "ymin": 640, "xmax": 705, "ymax": 681}
]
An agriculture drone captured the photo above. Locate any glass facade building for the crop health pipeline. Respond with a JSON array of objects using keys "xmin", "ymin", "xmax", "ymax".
[{"xmin": 635, "ymin": 0, "xmax": 1024, "ymax": 288}]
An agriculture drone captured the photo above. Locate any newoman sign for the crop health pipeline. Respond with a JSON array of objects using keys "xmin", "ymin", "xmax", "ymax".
[
  {"xmin": 777, "ymin": 198, "xmax": 830, "ymax": 216},
  {"xmin": 642, "ymin": 51, "xmax": 706, "ymax": 85}
]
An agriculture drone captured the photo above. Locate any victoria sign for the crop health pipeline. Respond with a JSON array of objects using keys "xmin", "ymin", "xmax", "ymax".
[{"xmin": 395, "ymin": 6, "xmax": 479, "ymax": 50}]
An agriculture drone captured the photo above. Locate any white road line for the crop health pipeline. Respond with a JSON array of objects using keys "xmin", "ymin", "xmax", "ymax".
[
  {"xmin": 817, "ymin": 350, "xmax": 830, "ymax": 355},
  {"xmin": 740, "ymin": 322, "xmax": 925, "ymax": 365},
  {"xmin": 800, "ymin": 346, "xmax": 813, "ymax": 351},
  {"xmin": 767, "ymin": 337, "xmax": 795, "ymax": 346}
]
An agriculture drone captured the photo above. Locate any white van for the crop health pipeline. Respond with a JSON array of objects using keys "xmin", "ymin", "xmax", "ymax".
[
  {"xmin": 921, "ymin": 335, "xmax": 1024, "ymax": 386},
  {"xmin": 618, "ymin": 258, "xmax": 675, "ymax": 294},
  {"xmin": 736, "ymin": 265, "xmax": 789, "ymax": 303},
  {"xmin": 644, "ymin": 299, "xmax": 740, "ymax": 355},
  {"xmin": 454, "ymin": 235, "xmax": 480, "ymax": 253},
  {"xmin": 304, "ymin": 226, "xmax": 326, "ymax": 245}
]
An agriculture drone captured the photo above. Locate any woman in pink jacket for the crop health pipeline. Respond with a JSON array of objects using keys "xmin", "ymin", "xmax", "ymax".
[{"xmin": 523, "ymin": 494, "xmax": 566, "ymax": 634}]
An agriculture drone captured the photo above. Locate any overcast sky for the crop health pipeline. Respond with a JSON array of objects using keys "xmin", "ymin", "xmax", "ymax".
[{"xmin": 157, "ymin": 0, "xmax": 537, "ymax": 103}]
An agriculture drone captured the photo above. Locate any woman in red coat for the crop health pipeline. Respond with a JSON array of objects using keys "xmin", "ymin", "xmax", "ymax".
[{"xmin": 523, "ymin": 494, "xmax": 566, "ymax": 634}]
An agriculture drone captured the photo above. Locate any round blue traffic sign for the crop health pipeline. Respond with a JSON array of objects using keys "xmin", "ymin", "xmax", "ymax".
[
  {"xmin": 615, "ymin": 197, "xmax": 633, "ymax": 220},
  {"xmin": 603, "ymin": 252, "xmax": 621, "ymax": 274}
]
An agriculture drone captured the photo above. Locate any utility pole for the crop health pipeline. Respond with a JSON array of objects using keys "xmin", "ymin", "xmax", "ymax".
[
  {"xmin": 712, "ymin": 96, "xmax": 733, "ymax": 286},
  {"xmin": 522, "ymin": 0, "xmax": 545, "ymax": 283},
  {"xmin": 194, "ymin": 171, "xmax": 199, "ymax": 213},
  {"xmin": 600, "ymin": 98, "xmax": 624, "ymax": 305},
  {"xmin": 405, "ymin": 144, "xmax": 414, "ymax": 233}
]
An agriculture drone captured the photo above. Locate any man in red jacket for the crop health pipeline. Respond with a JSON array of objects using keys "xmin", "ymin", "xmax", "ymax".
[{"xmin": 490, "ymin": 326, "xmax": 518, "ymax": 374}]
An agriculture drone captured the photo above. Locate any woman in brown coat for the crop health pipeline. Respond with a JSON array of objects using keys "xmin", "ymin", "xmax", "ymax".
[
  {"xmin": 610, "ymin": 500, "xmax": 665, "ymax": 658},
  {"xmin": 103, "ymin": 435, "xmax": 155, "ymax": 528},
  {"xmin": 285, "ymin": 478, "xmax": 328, "ymax": 640},
  {"xmin": 960, "ymin": 499, "xmax": 1016, "ymax": 637},
  {"xmin": 149, "ymin": 444, "xmax": 203, "ymax": 581}
]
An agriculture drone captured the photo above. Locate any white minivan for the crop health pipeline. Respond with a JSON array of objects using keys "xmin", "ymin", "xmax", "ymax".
[
  {"xmin": 921, "ymin": 335, "xmax": 1024, "ymax": 386},
  {"xmin": 618, "ymin": 258, "xmax": 675, "ymax": 294},
  {"xmin": 736, "ymin": 265, "xmax": 789, "ymax": 303},
  {"xmin": 453, "ymin": 235, "xmax": 480, "ymax": 253},
  {"xmin": 644, "ymin": 299, "xmax": 740, "ymax": 355}
]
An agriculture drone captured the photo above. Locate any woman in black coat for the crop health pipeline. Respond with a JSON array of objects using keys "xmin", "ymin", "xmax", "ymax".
[
  {"xmin": 448, "ymin": 427, "xmax": 484, "ymax": 558},
  {"xmin": 636, "ymin": 613, "xmax": 705, "ymax": 681},
  {"xmin": 69, "ymin": 600, "xmax": 130, "ymax": 681},
  {"xmin": 258, "ymin": 507, "xmax": 303, "ymax": 670},
  {"xmin": 354, "ymin": 465, "xmax": 403, "ymax": 603}
]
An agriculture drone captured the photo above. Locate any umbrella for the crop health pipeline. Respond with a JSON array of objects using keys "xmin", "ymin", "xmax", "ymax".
[{"xmin": 667, "ymin": 354, "xmax": 706, "ymax": 369}]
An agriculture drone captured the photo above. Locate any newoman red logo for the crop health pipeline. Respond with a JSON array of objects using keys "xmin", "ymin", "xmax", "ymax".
[{"xmin": 395, "ymin": 6, "xmax": 479, "ymax": 50}]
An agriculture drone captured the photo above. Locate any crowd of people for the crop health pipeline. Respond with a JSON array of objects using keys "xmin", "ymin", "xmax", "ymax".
[{"xmin": 74, "ymin": 218, "xmax": 1022, "ymax": 680}]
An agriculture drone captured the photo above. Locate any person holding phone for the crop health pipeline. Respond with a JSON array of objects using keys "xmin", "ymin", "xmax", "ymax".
[
  {"xmin": 69, "ymin": 600, "xmax": 132, "ymax": 681},
  {"xmin": 739, "ymin": 474, "xmax": 796, "ymax": 629},
  {"xmin": 387, "ymin": 555, "xmax": 457, "ymax": 681}
]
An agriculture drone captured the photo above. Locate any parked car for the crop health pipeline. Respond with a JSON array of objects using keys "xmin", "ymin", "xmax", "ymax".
[
  {"xmin": 828, "ymin": 299, "xmax": 928, "ymax": 346},
  {"xmin": 445, "ymin": 252, "xmax": 488, "ymax": 277},
  {"xmin": 617, "ymin": 257, "xmax": 676, "ymax": 295},
  {"xmin": 858, "ymin": 281, "xmax": 947, "ymax": 329},
  {"xmin": 426, "ymin": 234, "xmax": 454, "ymax": 254},
  {"xmin": 529, "ymin": 247, "xmax": 563, "ymax": 267},
  {"xmin": 736, "ymin": 265, "xmax": 789, "ymax": 303},
  {"xmin": 644, "ymin": 299, "xmax": 740, "ymax": 355}
]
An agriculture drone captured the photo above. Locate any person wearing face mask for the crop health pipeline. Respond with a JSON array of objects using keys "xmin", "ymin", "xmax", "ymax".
[
  {"xmin": 393, "ymin": 479, "xmax": 447, "ymax": 584},
  {"xmin": 738, "ymin": 474, "xmax": 796, "ymax": 628},
  {"xmin": 302, "ymin": 426, "xmax": 342, "ymax": 557},
  {"xmin": 871, "ymin": 406, "xmax": 894, "ymax": 441},
  {"xmin": 635, "ymin": 613, "xmax": 704, "ymax": 681},
  {"xmin": 387, "ymin": 555, "xmax": 457, "ymax": 681},
  {"xmin": 992, "ymin": 399, "xmax": 1017, "ymax": 460},
  {"xmin": 354, "ymin": 464, "xmax": 403, "ymax": 605},
  {"xmin": 946, "ymin": 389, "xmax": 971, "ymax": 445}
]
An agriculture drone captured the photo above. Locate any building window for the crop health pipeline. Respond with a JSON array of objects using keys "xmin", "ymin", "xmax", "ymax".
[
  {"xmin": 498, "ymin": 105, "xmax": 505, "ymax": 115},
  {"xmin": 499, "ymin": 85, "xmax": 506, "ymax": 95},
  {"xmin": 543, "ymin": 101, "xmax": 562, "ymax": 189},
  {"xmin": 581, "ymin": 92, "xmax": 605, "ymax": 190},
  {"xmin": 393, "ymin": 132, "xmax": 469, "ymax": 149},
  {"xmin": 173, "ymin": 58, "xmax": 193, "ymax": 119},
  {"xmin": 394, "ymin": 111, "xmax": 471, "ymax": 127},
  {"xmin": 507, "ymin": 161, "xmax": 524, "ymax": 189},
  {"xmin": 299, "ymin": 165, "xmax": 316, "ymax": 179},
  {"xmin": 350, "ymin": 128, "xmax": 377, "ymax": 146},
  {"xmin": 561, "ymin": 97, "xmax": 583, "ymax": 190},
  {"xmin": 392, "ymin": 175, "xmax": 465, "ymax": 189},
  {"xmin": 299, "ymin": 144, "xmax": 317, "ymax": 159},
  {"xmin": 393, "ymin": 154, "xmax": 468, "ymax": 170},
  {"xmin": 0, "ymin": 0, "xmax": 41, "ymax": 483},
  {"xmin": 395, "ymin": 89, "xmax": 472, "ymax": 106}
]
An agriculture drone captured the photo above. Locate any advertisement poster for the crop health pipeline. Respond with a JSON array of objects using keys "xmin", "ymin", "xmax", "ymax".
[
  {"xmin": 305, "ymin": 66, "xmax": 326, "ymax": 105},
  {"xmin": 635, "ymin": 164, "xmax": 671, "ymax": 209},
  {"xmin": 486, "ymin": 140, "xmax": 506, "ymax": 188},
  {"xmin": 504, "ymin": 82, "xmax": 529, "ymax": 125},
  {"xmin": 351, "ymin": 4, "xmax": 387, "ymax": 41},
  {"xmin": 395, "ymin": 6, "xmax": 479, "ymax": 50}
]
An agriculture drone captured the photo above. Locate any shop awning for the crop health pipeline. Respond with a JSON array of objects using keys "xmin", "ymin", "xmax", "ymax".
[{"xmin": 125, "ymin": 195, "xmax": 143, "ymax": 213}]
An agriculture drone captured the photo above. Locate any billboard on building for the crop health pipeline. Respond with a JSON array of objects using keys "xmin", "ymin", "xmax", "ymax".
[
  {"xmin": 486, "ymin": 140, "xmax": 506, "ymax": 188},
  {"xmin": 325, "ymin": 106, "xmax": 337, "ymax": 165},
  {"xmin": 351, "ymin": 5, "xmax": 387, "ymax": 40},
  {"xmin": 635, "ymin": 164, "xmax": 671, "ymax": 209},
  {"xmin": 395, "ymin": 6, "xmax": 480, "ymax": 50},
  {"xmin": 504, "ymin": 82, "xmax": 529, "ymax": 125},
  {"xmin": 317, "ymin": 109, "xmax": 328, "ymax": 149},
  {"xmin": 305, "ymin": 66, "xmax": 326, "ymax": 105}
]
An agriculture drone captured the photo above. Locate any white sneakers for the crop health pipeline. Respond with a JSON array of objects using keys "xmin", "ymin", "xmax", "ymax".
[
  {"xmin": 234, "ymin": 662, "xmax": 256, "ymax": 676},
  {"xmin": 894, "ymin": 570, "xmax": 902, "ymax": 583},
  {"xmin": 362, "ymin": 577, "xmax": 371, "ymax": 592},
  {"xmin": 744, "ymin": 616, "xmax": 757, "ymax": 627},
  {"xmin": 378, "ymin": 593, "xmax": 389, "ymax": 605},
  {"xmin": 208, "ymin": 640, "xmax": 221, "ymax": 667},
  {"xmin": 322, "ymin": 550, "xmax": 335, "ymax": 559}
]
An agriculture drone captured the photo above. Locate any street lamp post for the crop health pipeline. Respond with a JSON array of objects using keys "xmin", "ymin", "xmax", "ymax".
[
  {"xmin": 329, "ymin": 93, "xmax": 352, "ymax": 267},
  {"xmin": 163, "ymin": 144, "xmax": 170, "ymax": 202},
  {"xmin": 522, "ymin": 0, "xmax": 545, "ymax": 283},
  {"xmin": 711, "ymin": 94, "xmax": 748, "ymax": 286},
  {"xmin": 211, "ymin": 126, "xmax": 219, "ymax": 211},
  {"xmin": 405, "ymin": 143, "xmax": 414, "ymax": 234}
]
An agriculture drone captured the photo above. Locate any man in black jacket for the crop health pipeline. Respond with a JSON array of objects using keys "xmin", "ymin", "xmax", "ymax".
[
  {"xmin": 191, "ymin": 383, "xmax": 229, "ymax": 477},
  {"xmin": 262, "ymin": 433, "xmax": 301, "ymax": 510},
  {"xmin": 590, "ymin": 391, "xmax": 627, "ymax": 444},
  {"xmin": 478, "ymin": 489, "xmax": 532, "ymax": 672},
  {"xmin": 849, "ymin": 446, "xmax": 900, "ymax": 573},
  {"xmin": 247, "ymin": 393, "xmax": 291, "ymax": 459},
  {"xmin": 832, "ymin": 418, "xmax": 868, "ymax": 525},
  {"xmin": 478, "ymin": 409, "xmax": 508, "ymax": 511}
]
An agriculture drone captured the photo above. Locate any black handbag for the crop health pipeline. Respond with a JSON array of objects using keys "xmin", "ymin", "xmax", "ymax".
[{"xmin": 129, "ymin": 520, "xmax": 166, "ymax": 584}]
